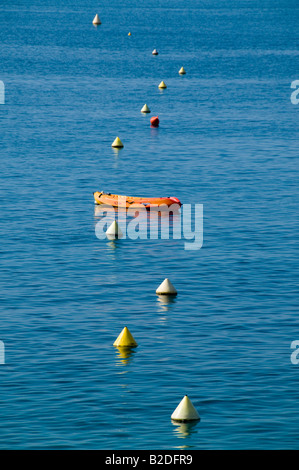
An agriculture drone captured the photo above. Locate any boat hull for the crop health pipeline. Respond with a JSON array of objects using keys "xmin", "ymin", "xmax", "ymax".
[{"xmin": 93, "ymin": 192, "xmax": 182, "ymax": 210}]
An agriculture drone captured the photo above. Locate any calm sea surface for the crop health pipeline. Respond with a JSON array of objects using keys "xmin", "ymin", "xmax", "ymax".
[{"xmin": 0, "ymin": 0, "xmax": 298, "ymax": 449}]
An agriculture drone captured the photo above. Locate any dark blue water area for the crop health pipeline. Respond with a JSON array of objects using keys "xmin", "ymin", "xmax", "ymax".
[{"xmin": 0, "ymin": 0, "xmax": 298, "ymax": 449}]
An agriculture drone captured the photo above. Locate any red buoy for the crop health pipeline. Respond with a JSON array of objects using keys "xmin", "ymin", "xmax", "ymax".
[{"xmin": 150, "ymin": 116, "xmax": 159, "ymax": 127}]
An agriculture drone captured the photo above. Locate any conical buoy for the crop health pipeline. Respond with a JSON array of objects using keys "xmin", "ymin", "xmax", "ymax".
[
  {"xmin": 128, "ymin": 32, "xmax": 131, "ymax": 36},
  {"xmin": 179, "ymin": 67, "xmax": 186, "ymax": 75},
  {"xmin": 150, "ymin": 116, "xmax": 159, "ymax": 127},
  {"xmin": 152, "ymin": 49, "xmax": 158, "ymax": 55},
  {"xmin": 156, "ymin": 278, "xmax": 177, "ymax": 295},
  {"xmin": 111, "ymin": 136, "xmax": 124, "ymax": 148},
  {"xmin": 171, "ymin": 395, "xmax": 200, "ymax": 422},
  {"xmin": 113, "ymin": 327, "xmax": 138, "ymax": 348},
  {"xmin": 158, "ymin": 81, "xmax": 167, "ymax": 89},
  {"xmin": 141, "ymin": 104, "xmax": 151, "ymax": 113},
  {"xmin": 92, "ymin": 14, "xmax": 101, "ymax": 25},
  {"xmin": 106, "ymin": 221, "xmax": 123, "ymax": 239}
]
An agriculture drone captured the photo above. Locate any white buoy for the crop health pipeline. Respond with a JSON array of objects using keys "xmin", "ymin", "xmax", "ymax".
[
  {"xmin": 152, "ymin": 49, "xmax": 159, "ymax": 55},
  {"xmin": 171, "ymin": 395, "xmax": 200, "ymax": 422},
  {"xmin": 93, "ymin": 14, "xmax": 101, "ymax": 25},
  {"xmin": 106, "ymin": 221, "xmax": 123, "ymax": 239},
  {"xmin": 141, "ymin": 104, "xmax": 151, "ymax": 113},
  {"xmin": 156, "ymin": 278, "xmax": 177, "ymax": 295}
]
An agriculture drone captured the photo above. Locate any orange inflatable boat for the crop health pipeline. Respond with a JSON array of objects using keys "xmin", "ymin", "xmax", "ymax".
[{"xmin": 93, "ymin": 191, "xmax": 182, "ymax": 210}]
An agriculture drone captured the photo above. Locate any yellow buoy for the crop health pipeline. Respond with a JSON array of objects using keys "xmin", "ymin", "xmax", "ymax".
[
  {"xmin": 158, "ymin": 81, "xmax": 167, "ymax": 89},
  {"xmin": 179, "ymin": 67, "xmax": 186, "ymax": 75},
  {"xmin": 156, "ymin": 278, "xmax": 177, "ymax": 295},
  {"xmin": 113, "ymin": 327, "xmax": 138, "ymax": 348},
  {"xmin": 141, "ymin": 104, "xmax": 151, "ymax": 113},
  {"xmin": 171, "ymin": 395, "xmax": 200, "ymax": 422},
  {"xmin": 128, "ymin": 32, "xmax": 131, "ymax": 36},
  {"xmin": 92, "ymin": 14, "xmax": 101, "ymax": 25},
  {"xmin": 111, "ymin": 136, "xmax": 124, "ymax": 148}
]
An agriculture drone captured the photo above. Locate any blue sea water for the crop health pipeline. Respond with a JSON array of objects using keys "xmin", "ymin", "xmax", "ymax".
[{"xmin": 0, "ymin": 0, "xmax": 298, "ymax": 450}]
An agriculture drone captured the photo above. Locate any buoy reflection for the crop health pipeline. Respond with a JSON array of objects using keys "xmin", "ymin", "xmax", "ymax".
[
  {"xmin": 112, "ymin": 147, "xmax": 122, "ymax": 156},
  {"xmin": 114, "ymin": 346, "xmax": 136, "ymax": 366},
  {"xmin": 171, "ymin": 420, "xmax": 199, "ymax": 439},
  {"xmin": 107, "ymin": 239, "xmax": 117, "ymax": 250},
  {"xmin": 157, "ymin": 294, "xmax": 177, "ymax": 312},
  {"xmin": 150, "ymin": 127, "xmax": 159, "ymax": 138}
]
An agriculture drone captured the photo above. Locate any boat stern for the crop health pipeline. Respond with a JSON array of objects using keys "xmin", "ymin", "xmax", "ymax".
[{"xmin": 169, "ymin": 197, "xmax": 182, "ymax": 207}]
